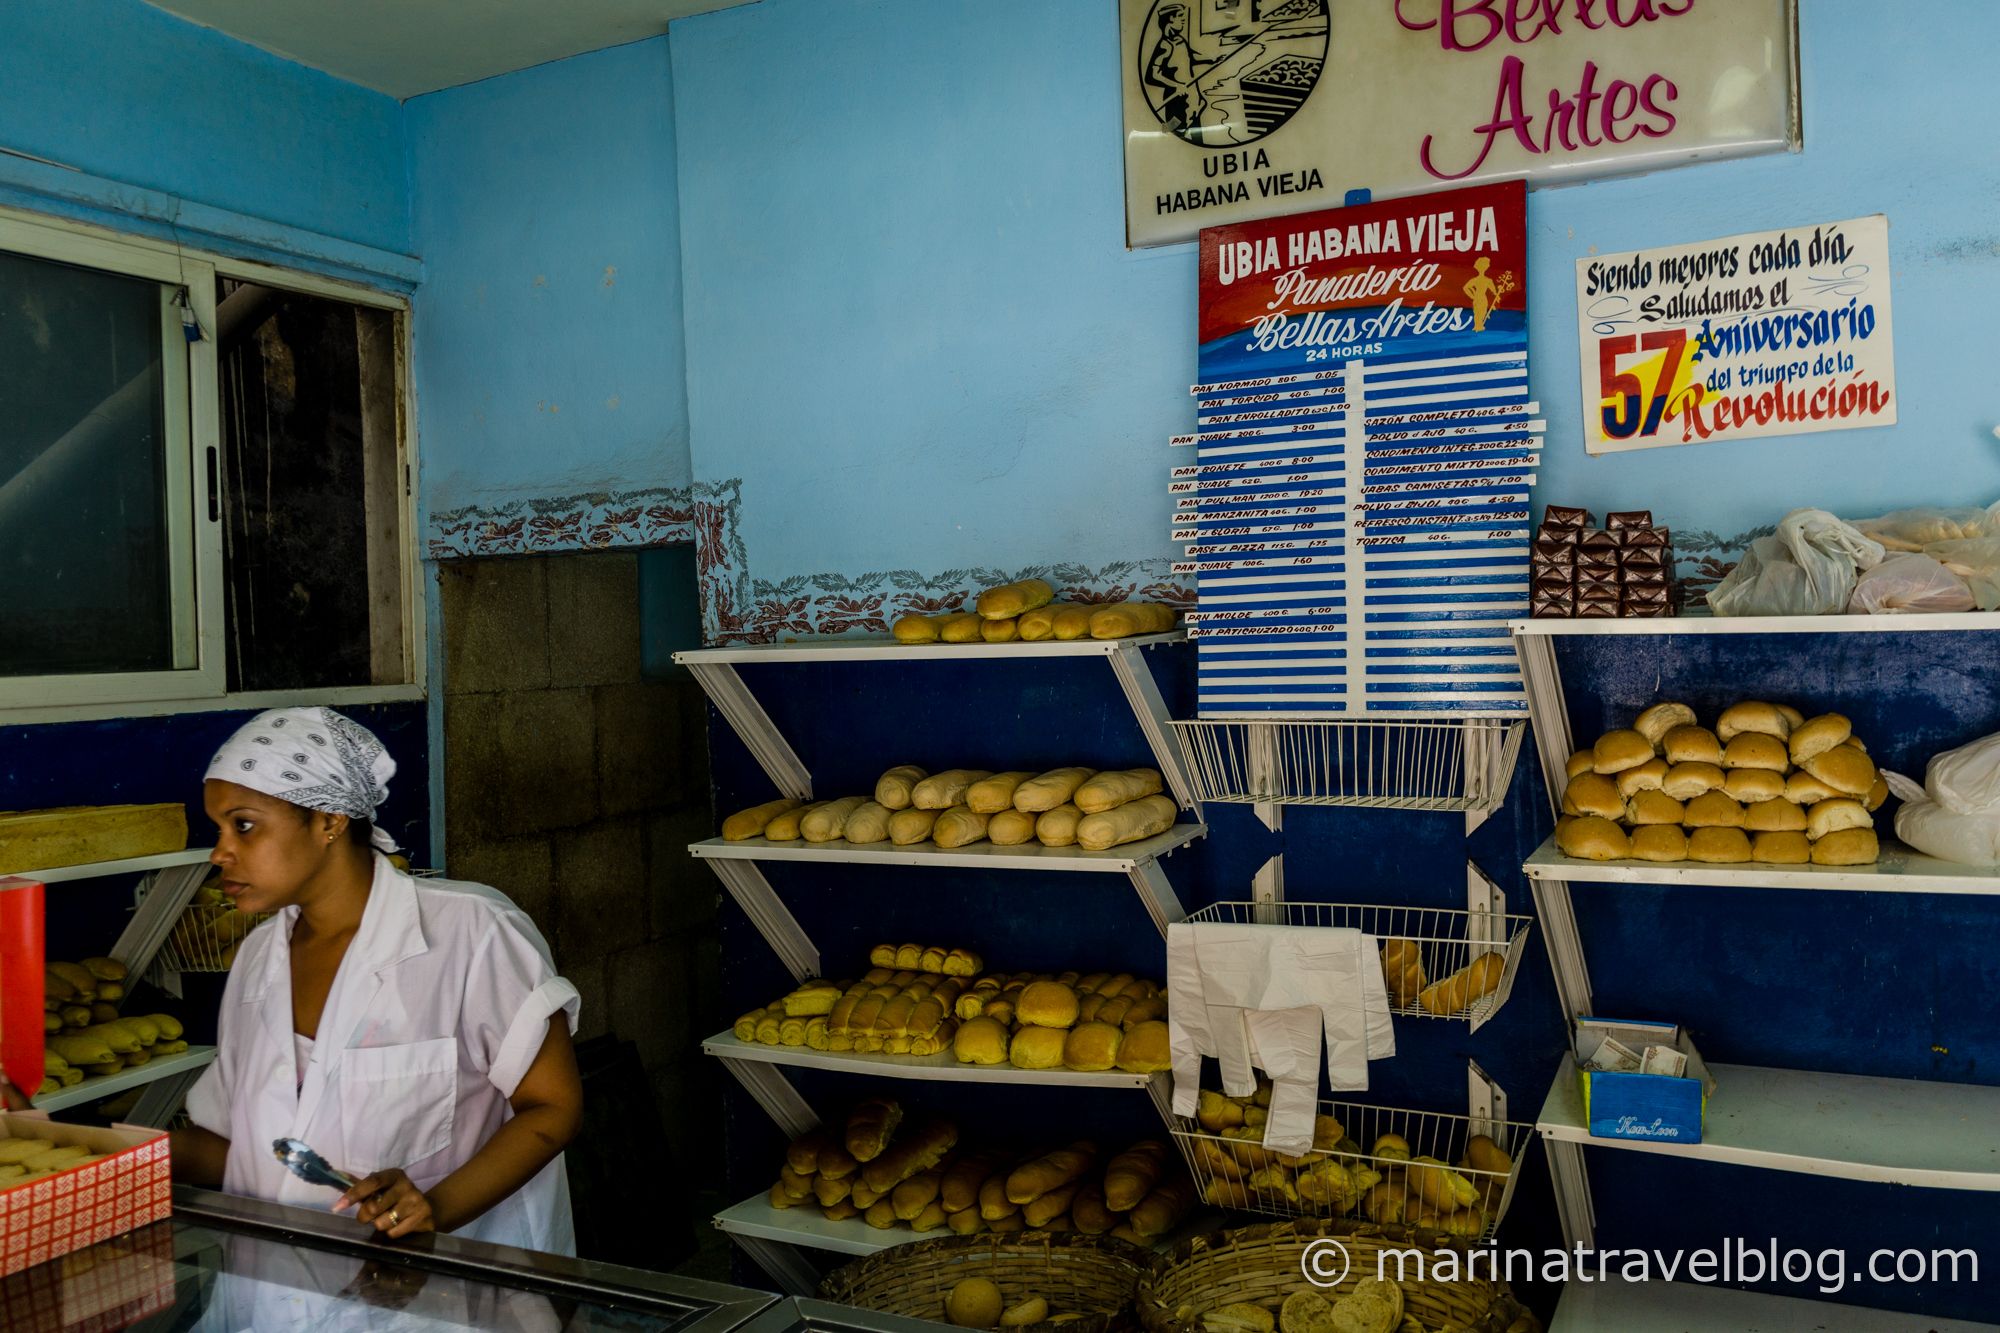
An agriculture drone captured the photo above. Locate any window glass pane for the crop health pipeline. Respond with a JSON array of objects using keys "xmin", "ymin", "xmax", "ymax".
[{"xmin": 0, "ymin": 250, "xmax": 175, "ymax": 677}]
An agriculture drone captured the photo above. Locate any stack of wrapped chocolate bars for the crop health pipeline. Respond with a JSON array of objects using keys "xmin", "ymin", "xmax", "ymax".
[{"xmin": 1531, "ymin": 506, "xmax": 1679, "ymax": 618}]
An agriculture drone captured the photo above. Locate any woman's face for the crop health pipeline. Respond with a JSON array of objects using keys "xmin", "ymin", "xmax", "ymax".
[{"xmin": 203, "ymin": 780, "xmax": 341, "ymax": 914}]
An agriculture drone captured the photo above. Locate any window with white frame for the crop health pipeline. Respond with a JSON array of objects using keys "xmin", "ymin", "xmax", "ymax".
[{"xmin": 0, "ymin": 210, "xmax": 418, "ymax": 715}]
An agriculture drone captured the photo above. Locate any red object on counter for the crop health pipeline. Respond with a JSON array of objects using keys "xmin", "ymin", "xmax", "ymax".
[{"xmin": 0, "ymin": 877, "xmax": 45, "ymax": 1102}]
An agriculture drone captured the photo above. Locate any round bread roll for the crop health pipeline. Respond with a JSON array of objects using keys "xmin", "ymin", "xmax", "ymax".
[
  {"xmin": 1811, "ymin": 827, "xmax": 1879, "ymax": 865},
  {"xmin": 1684, "ymin": 791, "xmax": 1747, "ymax": 828},
  {"xmin": 1786, "ymin": 771, "xmax": 1840, "ymax": 805},
  {"xmin": 1801, "ymin": 745, "xmax": 1877, "ymax": 797},
  {"xmin": 1630, "ymin": 825, "xmax": 1690, "ymax": 862},
  {"xmin": 1788, "ymin": 713, "xmax": 1852, "ymax": 765},
  {"xmin": 1593, "ymin": 729, "xmax": 1656, "ymax": 774},
  {"xmin": 1866, "ymin": 776, "xmax": 1888, "ymax": 812},
  {"xmin": 1555, "ymin": 816, "xmax": 1631, "ymax": 861},
  {"xmin": 1661, "ymin": 761, "xmax": 1725, "ymax": 800},
  {"xmin": 1723, "ymin": 768, "xmax": 1788, "ymax": 803},
  {"xmin": 1016, "ymin": 981, "xmax": 1081, "ymax": 1028},
  {"xmin": 1805, "ymin": 798, "xmax": 1872, "ymax": 841},
  {"xmin": 1626, "ymin": 790, "xmax": 1686, "ymax": 826},
  {"xmin": 1717, "ymin": 701, "xmax": 1792, "ymax": 742},
  {"xmin": 1564, "ymin": 772, "xmax": 1626, "ymax": 821},
  {"xmin": 1744, "ymin": 798, "xmax": 1807, "ymax": 833},
  {"xmin": 1008, "ymin": 1026, "xmax": 1067, "ymax": 1070},
  {"xmin": 1566, "ymin": 750, "xmax": 1596, "ymax": 779},
  {"xmin": 1662, "ymin": 725, "xmax": 1724, "ymax": 766},
  {"xmin": 1845, "ymin": 736, "xmax": 1869, "ymax": 754},
  {"xmin": 1774, "ymin": 703, "xmax": 1806, "ymax": 730},
  {"xmin": 1722, "ymin": 733, "xmax": 1790, "ymax": 772},
  {"xmin": 1687, "ymin": 827, "xmax": 1752, "ymax": 863},
  {"xmin": 1751, "ymin": 830, "xmax": 1812, "ymax": 864},
  {"xmin": 1634, "ymin": 702, "xmax": 1697, "ymax": 748},
  {"xmin": 1617, "ymin": 757, "xmax": 1669, "ymax": 798}
]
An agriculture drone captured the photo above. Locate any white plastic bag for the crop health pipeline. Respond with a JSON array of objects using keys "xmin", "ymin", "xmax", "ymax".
[
  {"xmin": 1923, "ymin": 536, "xmax": 2000, "ymax": 610},
  {"xmin": 1707, "ymin": 508, "xmax": 1885, "ymax": 617},
  {"xmin": 1847, "ymin": 552, "xmax": 1976, "ymax": 614},
  {"xmin": 1920, "ymin": 734, "xmax": 2000, "ymax": 815},
  {"xmin": 1894, "ymin": 795, "xmax": 2000, "ymax": 864},
  {"xmin": 1851, "ymin": 501, "xmax": 2000, "ymax": 552}
]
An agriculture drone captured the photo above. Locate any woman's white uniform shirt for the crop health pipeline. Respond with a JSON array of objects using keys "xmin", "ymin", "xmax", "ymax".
[{"xmin": 187, "ymin": 854, "xmax": 581, "ymax": 1255}]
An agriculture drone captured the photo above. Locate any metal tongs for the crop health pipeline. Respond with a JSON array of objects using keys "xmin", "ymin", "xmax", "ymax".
[{"xmin": 272, "ymin": 1136, "xmax": 357, "ymax": 1191}]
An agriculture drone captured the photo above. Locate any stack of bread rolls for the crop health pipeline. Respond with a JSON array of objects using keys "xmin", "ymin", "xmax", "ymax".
[
  {"xmin": 1187, "ymin": 1081, "xmax": 1513, "ymax": 1238},
  {"xmin": 1555, "ymin": 701, "xmax": 1886, "ymax": 866},
  {"xmin": 889, "ymin": 577, "xmax": 1178, "ymax": 645},
  {"xmin": 721, "ymin": 764, "xmax": 1179, "ymax": 853},
  {"xmin": 769, "ymin": 1102, "xmax": 1194, "ymax": 1243},
  {"xmin": 951, "ymin": 969, "xmax": 1170, "ymax": 1075}
]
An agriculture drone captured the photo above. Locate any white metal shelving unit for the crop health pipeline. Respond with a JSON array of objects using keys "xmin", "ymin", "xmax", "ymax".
[
  {"xmin": 1550, "ymin": 1276, "xmax": 2000, "ymax": 1332},
  {"xmin": 1511, "ymin": 612, "xmax": 2000, "ymax": 1277},
  {"xmin": 690, "ymin": 826, "xmax": 1201, "ymax": 982},
  {"xmin": 12, "ymin": 849, "xmax": 217, "ymax": 1126},
  {"xmin": 673, "ymin": 632, "xmax": 1199, "ymax": 811}
]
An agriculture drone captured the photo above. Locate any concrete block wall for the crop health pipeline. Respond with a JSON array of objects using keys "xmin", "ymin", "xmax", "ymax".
[{"xmin": 438, "ymin": 549, "xmax": 721, "ymax": 1185}]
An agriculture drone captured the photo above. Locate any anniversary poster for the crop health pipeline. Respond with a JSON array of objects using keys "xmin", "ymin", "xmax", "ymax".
[
  {"xmin": 1176, "ymin": 180, "xmax": 1538, "ymax": 717},
  {"xmin": 1575, "ymin": 215, "xmax": 1896, "ymax": 454}
]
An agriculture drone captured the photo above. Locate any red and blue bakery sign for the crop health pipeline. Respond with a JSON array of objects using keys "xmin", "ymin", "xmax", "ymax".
[{"xmin": 1172, "ymin": 180, "xmax": 1540, "ymax": 716}]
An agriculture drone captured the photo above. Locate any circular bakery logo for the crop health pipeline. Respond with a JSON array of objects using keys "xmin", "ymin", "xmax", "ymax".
[{"xmin": 1137, "ymin": 0, "xmax": 1329, "ymax": 148}]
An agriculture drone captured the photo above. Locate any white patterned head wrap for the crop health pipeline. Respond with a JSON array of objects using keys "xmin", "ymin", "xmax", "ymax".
[{"xmin": 205, "ymin": 707, "xmax": 400, "ymax": 853}]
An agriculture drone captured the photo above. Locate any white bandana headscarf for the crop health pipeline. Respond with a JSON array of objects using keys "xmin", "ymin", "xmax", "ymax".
[{"xmin": 206, "ymin": 707, "xmax": 400, "ymax": 852}]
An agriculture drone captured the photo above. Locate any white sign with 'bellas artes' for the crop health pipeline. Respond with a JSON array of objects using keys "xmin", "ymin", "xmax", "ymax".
[{"xmin": 1119, "ymin": 0, "xmax": 1800, "ymax": 248}]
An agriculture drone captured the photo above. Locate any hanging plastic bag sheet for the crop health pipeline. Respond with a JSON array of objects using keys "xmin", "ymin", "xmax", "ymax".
[
  {"xmin": 1909, "ymin": 732, "xmax": 2000, "ymax": 816},
  {"xmin": 1850, "ymin": 501, "xmax": 2000, "ymax": 552},
  {"xmin": 1706, "ymin": 509, "xmax": 1885, "ymax": 617},
  {"xmin": 1922, "ymin": 536, "xmax": 2000, "ymax": 610},
  {"xmin": 1847, "ymin": 552, "xmax": 1976, "ymax": 614},
  {"xmin": 1886, "ymin": 769, "xmax": 2000, "ymax": 864}
]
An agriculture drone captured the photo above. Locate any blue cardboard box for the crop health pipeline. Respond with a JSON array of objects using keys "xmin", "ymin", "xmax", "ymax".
[{"xmin": 1574, "ymin": 1018, "xmax": 1715, "ymax": 1145}]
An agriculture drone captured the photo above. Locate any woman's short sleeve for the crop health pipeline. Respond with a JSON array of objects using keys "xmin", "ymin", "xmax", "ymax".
[{"xmin": 462, "ymin": 910, "xmax": 581, "ymax": 1098}]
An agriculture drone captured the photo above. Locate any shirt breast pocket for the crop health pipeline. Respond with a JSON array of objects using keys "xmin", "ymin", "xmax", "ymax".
[{"xmin": 337, "ymin": 1037, "xmax": 458, "ymax": 1174}]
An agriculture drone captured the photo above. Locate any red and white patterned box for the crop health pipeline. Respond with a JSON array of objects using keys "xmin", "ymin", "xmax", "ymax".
[
  {"xmin": 0, "ymin": 1114, "xmax": 170, "ymax": 1279},
  {"xmin": 0, "ymin": 1216, "xmax": 175, "ymax": 1333}
]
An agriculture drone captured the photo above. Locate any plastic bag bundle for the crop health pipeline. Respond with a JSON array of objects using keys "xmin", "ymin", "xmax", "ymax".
[
  {"xmin": 1925, "ymin": 537, "xmax": 2000, "ymax": 610},
  {"xmin": 1707, "ymin": 508, "xmax": 1885, "ymax": 617},
  {"xmin": 1851, "ymin": 501, "xmax": 2000, "ymax": 552},
  {"xmin": 1848, "ymin": 552, "xmax": 1976, "ymax": 614},
  {"xmin": 1887, "ymin": 733, "xmax": 2000, "ymax": 864}
]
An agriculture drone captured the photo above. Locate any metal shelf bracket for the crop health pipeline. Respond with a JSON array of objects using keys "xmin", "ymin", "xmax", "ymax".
[
  {"xmin": 704, "ymin": 858, "xmax": 821, "ymax": 983},
  {"xmin": 687, "ymin": 662, "xmax": 814, "ymax": 801}
]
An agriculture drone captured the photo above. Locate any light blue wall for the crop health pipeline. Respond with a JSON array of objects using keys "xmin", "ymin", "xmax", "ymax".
[
  {"xmin": 669, "ymin": 0, "xmax": 2000, "ymax": 593},
  {"xmin": 407, "ymin": 38, "xmax": 692, "ymax": 529},
  {"xmin": 0, "ymin": 0, "xmax": 413, "ymax": 283}
]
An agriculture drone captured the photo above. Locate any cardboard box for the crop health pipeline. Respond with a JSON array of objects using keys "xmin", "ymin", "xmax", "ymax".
[
  {"xmin": 0, "ymin": 1114, "xmax": 170, "ymax": 1278},
  {"xmin": 1575, "ymin": 1018, "xmax": 1716, "ymax": 1145}
]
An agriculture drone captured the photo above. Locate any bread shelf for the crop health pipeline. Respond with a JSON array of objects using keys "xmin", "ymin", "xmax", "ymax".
[
  {"xmin": 32, "ymin": 1044, "xmax": 217, "ymax": 1113},
  {"xmin": 675, "ymin": 632, "xmax": 1185, "ymax": 664},
  {"xmin": 5, "ymin": 848, "xmax": 212, "ymax": 886},
  {"xmin": 1539, "ymin": 1055, "xmax": 2000, "ymax": 1190},
  {"xmin": 1523, "ymin": 835, "xmax": 2000, "ymax": 895},
  {"xmin": 703, "ymin": 1031, "xmax": 1158, "ymax": 1089},
  {"xmin": 691, "ymin": 824, "xmax": 1205, "ymax": 873},
  {"xmin": 1512, "ymin": 610, "xmax": 2000, "ymax": 637},
  {"xmin": 1551, "ymin": 1276, "xmax": 2000, "ymax": 1332},
  {"xmin": 715, "ymin": 1190, "xmax": 1220, "ymax": 1262}
]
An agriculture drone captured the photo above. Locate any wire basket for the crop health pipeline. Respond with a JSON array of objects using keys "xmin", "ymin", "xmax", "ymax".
[
  {"xmin": 821, "ymin": 1232, "xmax": 1155, "ymax": 1333},
  {"xmin": 1167, "ymin": 1096, "xmax": 1534, "ymax": 1241},
  {"xmin": 1183, "ymin": 902, "xmax": 1533, "ymax": 1026},
  {"xmin": 159, "ymin": 899, "xmax": 269, "ymax": 972},
  {"xmin": 1170, "ymin": 719, "xmax": 1524, "ymax": 811}
]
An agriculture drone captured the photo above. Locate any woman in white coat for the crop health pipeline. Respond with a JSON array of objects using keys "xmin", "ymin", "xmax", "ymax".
[{"xmin": 169, "ymin": 707, "xmax": 584, "ymax": 1256}]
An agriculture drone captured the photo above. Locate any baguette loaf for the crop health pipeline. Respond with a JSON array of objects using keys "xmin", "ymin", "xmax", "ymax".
[
  {"xmin": 1015, "ymin": 768, "xmax": 1095, "ymax": 812},
  {"xmin": 1076, "ymin": 794, "xmax": 1177, "ymax": 850},
  {"xmin": 763, "ymin": 802, "xmax": 817, "ymax": 842},
  {"xmin": 967, "ymin": 771, "xmax": 1036, "ymax": 813},
  {"xmin": 801, "ymin": 796, "xmax": 869, "ymax": 842},
  {"xmin": 979, "ymin": 1174, "xmax": 1021, "ymax": 1220},
  {"xmin": 942, "ymin": 1148, "xmax": 1008, "ymax": 1213},
  {"xmin": 1103, "ymin": 1139, "xmax": 1169, "ymax": 1211},
  {"xmin": 1089, "ymin": 602, "xmax": 1176, "ymax": 639},
  {"xmin": 1051, "ymin": 605, "xmax": 1095, "ymax": 640},
  {"xmin": 888, "ymin": 807, "xmax": 942, "ymax": 845},
  {"xmin": 892, "ymin": 614, "xmax": 940, "ymax": 644},
  {"xmin": 1024, "ymin": 1180, "xmax": 1081, "ymax": 1228},
  {"xmin": 1070, "ymin": 1183, "xmax": 1117, "ymax": 1234},
  {"xmin": 932, "ymin": 806, "xmax": 992, "ymax": 849},
  {"xmin": 842, "ymin": 801, "xmax": 893, "ymax": 844},
  {"xmin": 1380, "ymin": 938, "xmax": 1426, "ymax": 1008},
  {"xmin": 861, "ymin": 1118, "xmax": 960, "ymax": 1193},
  {"xmin": 1074, "ymin": 768, "xmax": 1164, "ymax": 814},
  {"xmin": 981, "ymin": 617, "xmax": 1019, "ymax": 643},
  {"xmin": 812, "ymin": 1173, "xmax": 852, "ymax": 1208},
  {"xmin": 722, "ymin": 798, "xmax": 804, "ymax": 841},
  {"xmin": 1035, "ymin": 804, "xmax": 1084, "ymax": 846},
  {"xmin": 912, "ymin": 770, "xmax": 993, "ymax": 810},
  {"xmin": 1006, "ymin": 1141, "xmax": 1096, "ymax": 1204},
  {"xmin": 1128, "ymin": 1176, "xmax": 1195, "ymax": 1237},
  {"xmin": 1018, "ymin": 603, "xmax": 1079, "ymax": 641},
  {"xmin": 977, "ymin": 578, "xmax": 1055, "ymax": 620},
  {"xmin": 939, "ymin": 613, "xmax": 984, "ymax": 643},
  {"xmin": 1418, "ymin": 952, "xmax": 1505, "ymax": 1016},
  {"xmin": 874, "ymin": 765, "xmax": 928, "ymax": 810},
  {"xmin": 987, "ymin": 808, "xmax": 1039, "ymax": 845},
  {"xmin": 845, "ymin": 1097, "xmax": 903, "ymax": 1163},
  {"xmin": 892, "ymin": 1168, "xmax": 944, "ymax": 1220}
]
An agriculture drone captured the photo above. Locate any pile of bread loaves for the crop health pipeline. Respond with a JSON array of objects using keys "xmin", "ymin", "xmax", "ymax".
[
  {"xmin": 0, "ymin": 1134, "xmax": 109, "ymax": 1190},
  {"xmin": 1556, "ymin": 701, "xmax": 1885, "ymax": 865},
  {"xmin": 41, "ymin": 957, "xmax": 191, "ymax": 1096},
  {"xmin": 892, "ymin": 577, "xmax": 1177, "ymax": 645},
  {"xmin": 771, "ymin": 1098, "xmax": 1194, "ymax": 1244},
  {"xmin": 723, "ymin": 766, "xmax": 1178, "ymax": 853},
  {"xmin": 1187, "ymin": 1081, "xmax": 1512, "ymax": 1240}
]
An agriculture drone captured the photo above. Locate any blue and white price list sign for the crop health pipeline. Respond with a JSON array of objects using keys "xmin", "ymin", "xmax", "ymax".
[{"xmin": 1177, "ymin": 181, "xmax": 1537, "ymax": 717}]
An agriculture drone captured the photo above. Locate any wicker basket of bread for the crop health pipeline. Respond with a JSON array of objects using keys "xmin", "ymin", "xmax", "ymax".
[
  {"xmin": 1135, "ymin": 1219, "xmax": 1535, "ymax": 1333},
  {"xmin": 822, "ymin": 1231, "xmax": 1156, "ymax": 1332}
]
